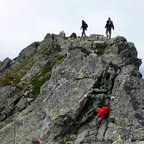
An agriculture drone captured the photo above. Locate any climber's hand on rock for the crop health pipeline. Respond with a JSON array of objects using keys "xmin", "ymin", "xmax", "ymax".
[{"xmin": 111, "ymin": 96, "xmax": 115, "ymax": 100}]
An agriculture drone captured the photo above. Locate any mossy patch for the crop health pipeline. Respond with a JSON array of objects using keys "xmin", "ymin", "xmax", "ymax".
[
  {"xmin": 60, "ymin": 134, "xmax": 71, "ymax": 144},
  {"xmin": 30, "ymin": 62, "xmax": 52, "ymax": 98},
  {"xmin": 30, "ymin": 54, "xmax": 66, "ymax": 99},
  {"xmin": 113, "ymin": 135, "xmax": 122, "ymax": 144},
  {"xmin": 79, "ymin": 41, "xmax": 93, "ymax": 49},
  {"xmin": 54, "ymin": 54, "xmax": 66, "ymax": 61}
]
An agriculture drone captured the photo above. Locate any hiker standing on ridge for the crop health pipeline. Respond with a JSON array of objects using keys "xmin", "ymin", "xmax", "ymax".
[
  {"xmin": 105, "ymin": 17, "xmax": 114, "ymax": 39},
  {"xmin": 80, "ymin": 20, "xmax": 88, "ymax": 38},
  {"xmin": 101, "ymin": 60, "xmax": 122, "ymax": 94}
]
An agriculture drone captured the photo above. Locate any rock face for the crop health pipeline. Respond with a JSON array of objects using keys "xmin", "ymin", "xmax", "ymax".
[
  {"xmin": 0, "ymin": 57, "xmax": 12, "ymax": 73},
  {"xmin": 0, "ymin": 33, "xmax": 143, "ymax": 144}
]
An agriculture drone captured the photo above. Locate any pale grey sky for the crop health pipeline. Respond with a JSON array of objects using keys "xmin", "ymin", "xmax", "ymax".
[{"xmin": 0, "ymin": 0, "xmax": 144, "ymax": 75}]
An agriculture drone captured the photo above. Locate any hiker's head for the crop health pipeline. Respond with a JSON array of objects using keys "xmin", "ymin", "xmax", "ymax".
[
  {"xmin": 82, "ymin": 20, "xmax": 85, "ymax": 23},
  {"xmin": 108, "ymin": 17, "xmax": 111, "ymax": 21},
  {"xmin": 108, "ymin": 60, "xmax": 113, "ymax": 66}
]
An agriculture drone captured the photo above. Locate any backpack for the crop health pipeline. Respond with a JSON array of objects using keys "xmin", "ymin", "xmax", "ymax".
[
  {"xmin": 82, "ymin": 21, "xmax": 88, "ymax": 29},
  {"xmin": 92, "ymin": 94, "xmax": 106, "ymax": 109},
  {"xmin": 85, "ymin": 23, "xmax": 88, "ymax": 29}
]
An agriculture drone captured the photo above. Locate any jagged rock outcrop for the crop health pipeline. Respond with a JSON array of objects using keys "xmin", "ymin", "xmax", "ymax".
[
  {"xmin": 70, "ymin": 33, "xmax": 77, "ymax": 38},
  {"xmin": 59, "ymin": 31, "xmax": 66, "ymax": 39},
  {"xmin": 0, "ymin": 33, "xmax": 143, "ymax": 144},
  {"xmin": 0, "ymin": 57, "xmax": 12, "ymax": 73}
]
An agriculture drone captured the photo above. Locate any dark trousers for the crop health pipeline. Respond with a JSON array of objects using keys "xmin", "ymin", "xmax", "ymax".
[
  {"xmin": 81, "ymin": 29, "xmax": 86, "ymax": 37},
  {"xmin": 101, "ymin": 70, "xmax": 117, "ymax": 92},
  {"xmin": 106, "ymin": 28, "xmax": 112, "ymax": 39}
]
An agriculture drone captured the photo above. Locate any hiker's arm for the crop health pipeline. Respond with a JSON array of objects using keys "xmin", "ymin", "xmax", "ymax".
[
  {"xmin": 114, "ymin": 65, "xmax": 122, "ymax": 74},
  {"xmin": 112, "ymin": 23, "xmax": 114, "ymax": 30},
  {"xmin": 116, "ymin": 65, "xmax": 122, "ymax": 71},
  {"xmin": 107, "ymin": 94, "xmax": 112, "ymax": 99},
  {"xmin": 84, "ymin": 91, "xmax": 94, "ymax": 98},
  {"xmin": 88, "ymin": 88, "xmax": 103, "ymax": 94},
  {"xmin": 85, "ymin": 89, "xmax": 95, "ymax": 98},
  {"xmin": 107, "ymin": 95, "xmax": 114, "ymax": 100},
  {"xmin": 117, "ymin": 69, "xmax": 121, "ymax": 74},
  {"xmin": 105, "ymin": 22, "xmax": 108, "ymax": 28},
  {"xmin": 116, "ymin": 65, "xmax": 122, "ymax": 74},
  {"xmin": 89, "ymin": 88, "xmax": 97, "ymax": 93},
  {"xmin": 87, "ymin": 93, "xmax": 94, "ymax": 98},
  {"xmin": 119, "ymin": 66, "xmax": 122, "ymax": 72},
  {"xmin": 111, "ymin": 96, "xmax": 115, "ymax": 100}
]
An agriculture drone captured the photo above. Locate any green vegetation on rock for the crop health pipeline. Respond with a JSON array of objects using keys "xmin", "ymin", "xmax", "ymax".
[
  {"xmin": 30, "ymin": 54, "xmax": 66, "ymax": 98},
  {"xmin": 0, "ymin": 52, "xmax": 37, "ymax": 89}
]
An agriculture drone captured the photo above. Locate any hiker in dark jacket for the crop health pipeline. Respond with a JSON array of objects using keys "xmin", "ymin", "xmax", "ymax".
[
  {"xmin": 101, "ymin": 60, "xmax": 122, "ymax": 93},
  {"xmin": 87, "ymin": 90, "xmax": 114, "ymax": 125},
  {"xmin": 105, "ymin": 17, "xmax": 114, "ymax": 39},
  {"xmin": 80, "ymin": 20, "xmax": 88, "ymax": 38}
]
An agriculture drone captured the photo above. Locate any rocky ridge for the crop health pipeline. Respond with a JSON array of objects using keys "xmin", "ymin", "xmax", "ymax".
[{"xmin": 0, "ymin": 32, "xmax": 143, "ymax": 144}]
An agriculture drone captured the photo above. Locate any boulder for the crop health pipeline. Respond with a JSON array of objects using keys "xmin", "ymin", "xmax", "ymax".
[
  {"xmin": 59, "ymin": 31, "xmax": 66, "ymax": 38},
  {"xmin": 90, "ymin": 34, "xmax": 108, "ymax": 41},
  {"xmin": 70, "ymin": 32, "xmax": 77, "ymax": 38}
]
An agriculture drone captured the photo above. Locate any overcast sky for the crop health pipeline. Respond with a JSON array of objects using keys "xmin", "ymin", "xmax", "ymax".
[{"xmin": 0, "ymin": 0, "xmax": 144, "ymax": 76}]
